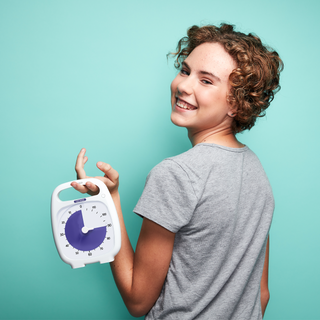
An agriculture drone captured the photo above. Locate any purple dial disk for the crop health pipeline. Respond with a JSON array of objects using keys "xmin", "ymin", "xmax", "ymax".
[{"xmin": 65, "ymin": 210, "xmax": 107, "ymax": 251}]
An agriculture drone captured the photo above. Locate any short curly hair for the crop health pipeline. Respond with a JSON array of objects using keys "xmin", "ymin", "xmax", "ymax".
[{"xmin": 170, "ymin": 24, "xmax": 284, "ymax": 133}]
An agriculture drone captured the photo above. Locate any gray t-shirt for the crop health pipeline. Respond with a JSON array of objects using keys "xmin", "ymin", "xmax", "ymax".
[{"xmin": 134, "ymin": 143, "xmax": 274, "ymax": 320}]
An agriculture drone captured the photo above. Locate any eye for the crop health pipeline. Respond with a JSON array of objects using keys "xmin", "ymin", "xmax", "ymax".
[
  {"xmin": 201, "ymin": 79, "xmax": 212, "ymax": 85},
  {"xmin": 180, "ymin": 68, "xmax": 189, "ymax": 76}
]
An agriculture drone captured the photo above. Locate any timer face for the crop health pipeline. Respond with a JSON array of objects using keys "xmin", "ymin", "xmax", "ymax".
[{"xmin": 58, "ymin": 200, "xmax": 115, "ymax": 260}]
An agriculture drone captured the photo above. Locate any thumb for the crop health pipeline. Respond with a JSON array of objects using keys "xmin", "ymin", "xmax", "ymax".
[{"xmin": 97, "ymin": 162, "xmax": 119, "ymax": 183}]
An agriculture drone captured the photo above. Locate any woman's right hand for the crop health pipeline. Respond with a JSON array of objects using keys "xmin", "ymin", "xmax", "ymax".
[{"xmin": 71, "ymin": 148, "xmax": 120, "ymax": 196}]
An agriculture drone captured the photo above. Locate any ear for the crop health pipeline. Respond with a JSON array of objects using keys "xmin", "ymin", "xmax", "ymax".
[
  {"xmin": 227, "ymin": 98, "xmax": 237, "ymax": 118},
  {"xmin": 228, "ymin": 110, "xmax": 237, "ymax": 118}
]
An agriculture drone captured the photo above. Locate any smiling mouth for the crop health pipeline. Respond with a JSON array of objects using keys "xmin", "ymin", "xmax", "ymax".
[{"xmin": 176, "ymin": 98, "xmax": 197, "ymax": 110}]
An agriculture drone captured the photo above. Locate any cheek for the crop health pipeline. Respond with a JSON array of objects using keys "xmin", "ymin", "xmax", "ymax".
[
  {"xmin": 170, "ymin": 76, "xmax": 179, "ymax": 95},
  {"xmin": 200, "ymin": 88, "xmax": 229, "ymax": 110},
  {"xmin": 170, "ymin": 77, "xmax": 179, "ymax": 106}
]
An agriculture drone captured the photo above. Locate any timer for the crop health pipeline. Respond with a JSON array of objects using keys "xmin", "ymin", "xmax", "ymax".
[{"xmin": 51, "ymin": 178, "xmax": 121, "ymax": 268}]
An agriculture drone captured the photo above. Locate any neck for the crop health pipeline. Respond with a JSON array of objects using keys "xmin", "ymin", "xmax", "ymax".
[{"xmin": 188, "ymin": 127, "xmax": 244, "ymax": 148}]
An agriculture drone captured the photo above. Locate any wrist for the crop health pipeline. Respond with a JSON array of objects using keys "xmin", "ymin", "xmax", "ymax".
[{"xmin": 110, "ymin": 190, "xmax": 120, "ymax": 201}]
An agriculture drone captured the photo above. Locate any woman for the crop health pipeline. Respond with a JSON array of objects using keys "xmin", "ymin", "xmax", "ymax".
[{"xmin": 72, "ymin": 24, "xmax": 283, "ymax": 319}]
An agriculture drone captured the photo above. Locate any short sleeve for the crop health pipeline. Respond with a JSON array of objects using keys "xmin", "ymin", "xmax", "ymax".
[{"xmin": 133, "ymin": 159, "xmax": 198, "ymax": 233}]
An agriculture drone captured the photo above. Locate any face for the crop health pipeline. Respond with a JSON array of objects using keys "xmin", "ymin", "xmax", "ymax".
[{"xmin": 170, "ymin": 42, "xmax": 237, "ymax": 136}]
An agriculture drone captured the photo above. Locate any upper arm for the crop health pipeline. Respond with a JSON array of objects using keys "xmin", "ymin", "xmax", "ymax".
[
  {"xmin": 260, "ymin": 236, "xmax": 270, "ymax": 317},
  {"xmin": 127, "ymin": 218, "xmax": 175, "ymax": 316}
]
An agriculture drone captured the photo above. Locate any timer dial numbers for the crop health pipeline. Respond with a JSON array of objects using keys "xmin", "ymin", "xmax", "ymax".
[{"xmin": 58, "ymin": 202, "xmax": 115, "ymax": 259}]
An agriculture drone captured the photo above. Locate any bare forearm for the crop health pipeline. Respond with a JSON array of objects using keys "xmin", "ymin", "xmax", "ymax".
[
  {"xmin": 109, "ymin": 192, "xmax": 136, "ymax": 303},
  {"xmin": 108, "ymin": 193, "xmax": 154, "ymax": 317},
  {"xmin": 108, "ymin": 192, "xmax": 175, "ymax": 317}
]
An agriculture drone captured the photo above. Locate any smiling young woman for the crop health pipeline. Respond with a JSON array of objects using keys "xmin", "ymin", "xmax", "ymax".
[
  {"xmin": 170, "ymin": 42, "xmax": 240, "ymax": 147},
  {"xmin": 72, "ymin": 23, "xmax": 283, "ymax": 320}
]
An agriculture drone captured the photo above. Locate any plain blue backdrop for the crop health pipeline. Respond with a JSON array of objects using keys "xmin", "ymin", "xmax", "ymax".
[{"xmin": 1, "ymin": 0, "xmax": 319, "ymax": 319}]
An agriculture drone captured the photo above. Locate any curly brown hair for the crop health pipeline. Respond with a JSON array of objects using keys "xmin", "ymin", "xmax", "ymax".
[{"xmin": 170, "ymin": 24, "xmax": 284, "ymax": 133}]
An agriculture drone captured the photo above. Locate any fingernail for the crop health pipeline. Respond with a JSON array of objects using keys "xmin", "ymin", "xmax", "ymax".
[{"xmin": 97, "ymin": 162, "xmax": 102, "ymax": 168}]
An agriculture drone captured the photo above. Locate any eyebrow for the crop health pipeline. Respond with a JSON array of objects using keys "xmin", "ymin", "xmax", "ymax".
[{"xmin": 182, "ymin": 61, "xmax": 221, "ymax": 82}]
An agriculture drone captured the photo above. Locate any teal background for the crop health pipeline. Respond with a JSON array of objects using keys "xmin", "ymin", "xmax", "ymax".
[{"xmin": 1, "ymin": 0, "xmax": 319, "ymax": 319}]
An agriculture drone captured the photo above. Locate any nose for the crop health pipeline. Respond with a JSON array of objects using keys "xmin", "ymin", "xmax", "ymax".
[{"xmin": 177, "ymin": 75, "xmax": 194, "ymax": 96}]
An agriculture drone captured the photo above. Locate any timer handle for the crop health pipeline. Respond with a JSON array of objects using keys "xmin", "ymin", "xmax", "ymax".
[{"xmin": 51, "ymin": 178, "xmax": 107, "ymax": 211}]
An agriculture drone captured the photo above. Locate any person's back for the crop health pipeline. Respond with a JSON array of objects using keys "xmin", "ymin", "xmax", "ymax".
[{"xmin": 135, "ymin": 143, "xmax": 273, "ymax": 319}]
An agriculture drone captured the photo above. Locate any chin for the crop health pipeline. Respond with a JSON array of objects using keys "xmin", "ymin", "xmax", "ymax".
[{"xmin": 170, "ymin": 112, "xmax": 189, "ymax": 128}]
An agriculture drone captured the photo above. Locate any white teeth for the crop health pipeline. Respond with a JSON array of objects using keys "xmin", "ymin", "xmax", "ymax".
[
  {"xmin": 176, "ymin": 100, "xmax": 196, "ymax": 110},
  {"xmin": 177, "ymin": 102, "xmax": 188, "ymax": 109}
]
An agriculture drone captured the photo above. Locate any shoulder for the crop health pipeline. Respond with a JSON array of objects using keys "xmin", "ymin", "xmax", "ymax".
[
  {"xmin": 158, "ymin": 146, "xmax": 206, "ymax": 170},
  {"xmin": 148, "ymin": 148, "xmax": 196, "ymax": 179},
  {"xmin": 134, "ymin": 151, "xmax": 198, "ymax": 233},
  {"xmin": 160, "ymin": 143, "xmax": 251, "ymax": 173},
  {"xmin": 147, "ymin": 157, "xmax": 193, "ymax": 191}
]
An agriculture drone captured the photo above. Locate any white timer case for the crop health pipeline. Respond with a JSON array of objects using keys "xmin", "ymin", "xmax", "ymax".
[{"xmin": 51, "ymin": 178, "xmax": 121, "ymax": 268}]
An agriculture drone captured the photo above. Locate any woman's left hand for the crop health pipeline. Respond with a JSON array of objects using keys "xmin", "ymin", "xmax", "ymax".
[{"xmin": 71, "ymin": 148, "xmax": 119, "ymax": 196}]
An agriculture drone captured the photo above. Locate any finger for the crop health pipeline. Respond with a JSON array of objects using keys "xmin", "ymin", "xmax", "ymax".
[
  {"xmin": 85, "ymin": 182, "xmax": 99, "ymax": 194},
  {"xmin": 75, "ymin": 148, "xmax": 87, "ymax": 179},
  {"xmin": 71, "ymin": 181, "xmax": 89, "ymax": 194},
  {"xmin": 75, "ymin": 148, "xmax": 86, "ymax": 167},
  {"xmin": 97, "ymin": 162, "xmax": 119, "ymax": 183}
]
